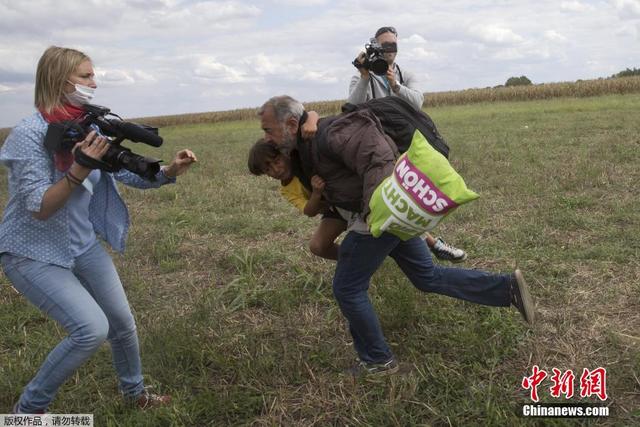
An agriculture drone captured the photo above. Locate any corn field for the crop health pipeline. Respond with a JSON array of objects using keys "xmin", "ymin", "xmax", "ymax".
[
  {"xmin": 1, "ymin": 76, "xmax": 639, "ymax": 141},
  {"xmin": 133, "ymin": 75, "xmax": 640, "ymax": 127}
]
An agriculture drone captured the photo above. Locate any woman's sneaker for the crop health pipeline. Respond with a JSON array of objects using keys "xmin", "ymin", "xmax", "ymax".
[
  {"xmin": 12, "ymin": 402, "xmax": 46, "ymax": 414},
  {"xmin": 132, "ymin": 389, "xmax": 172, "ymax": 410},
  {"xmin": 344, "ymin": 358, "xmax": 400, "ymax": 378},
  {"xmin": 430, "ymin": 237, "xmax": 467, "ymax": 263}
]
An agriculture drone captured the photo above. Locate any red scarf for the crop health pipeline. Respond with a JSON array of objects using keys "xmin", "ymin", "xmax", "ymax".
[{"xmin": 40, "ymin": 104, "xmax": 86, "ymax": 171}]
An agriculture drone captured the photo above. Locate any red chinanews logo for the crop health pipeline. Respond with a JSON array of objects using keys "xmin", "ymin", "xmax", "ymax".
[{"xmin": 522, "ymin": 366, "xmax": 608, "ymax": 402}]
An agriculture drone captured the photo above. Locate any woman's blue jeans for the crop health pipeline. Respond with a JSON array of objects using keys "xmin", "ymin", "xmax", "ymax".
[
  {"xmin": 1, "ymin": 242, "xmax": 144, "ymax": 413},
  {"xmin": 332, "ymin": 232, "xmax": 512, "ymax": 364}
]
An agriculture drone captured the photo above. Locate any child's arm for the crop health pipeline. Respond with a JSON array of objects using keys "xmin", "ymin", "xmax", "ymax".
[
  {"xmin": 303, "ymin": 175, "xmax": 326, "ymax": 217},
  {"xmin": 301, "ymin": 110, "xmax": 320, "ymax": 140}
]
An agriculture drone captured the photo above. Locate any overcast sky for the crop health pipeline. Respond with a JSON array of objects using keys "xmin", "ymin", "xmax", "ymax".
[{"xmin": 0, "ymin": 0, "xmax": 638, "ymax": 127}]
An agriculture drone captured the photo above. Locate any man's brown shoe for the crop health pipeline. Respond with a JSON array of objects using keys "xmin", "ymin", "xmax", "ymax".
[{"xmin": 510, "ymin": 269, "xmax": 535, "ymax": 325}]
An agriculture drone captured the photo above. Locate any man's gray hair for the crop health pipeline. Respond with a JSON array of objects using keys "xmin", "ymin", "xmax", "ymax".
[{"xmin": 259, "ymin": 95, "xmax": 304, "ymax": 123}]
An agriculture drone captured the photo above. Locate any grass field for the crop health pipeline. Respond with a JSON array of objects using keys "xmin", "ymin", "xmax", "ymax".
[{"xmin": 1, "ymin": 94, "xmax": 639, "ymax": 425}]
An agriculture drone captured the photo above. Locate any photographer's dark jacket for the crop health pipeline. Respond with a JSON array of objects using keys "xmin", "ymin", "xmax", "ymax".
[
  {"xmin": 0, "ymin": 113, "xmax": 175, "ymax": 268},
  {"xmin": 293, "ymin": 109, "xmax": 398, "ymax": 218}
]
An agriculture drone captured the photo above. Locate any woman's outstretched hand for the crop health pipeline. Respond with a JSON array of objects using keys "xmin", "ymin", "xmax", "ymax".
[{"xmin": 163, "ymin": 149, "xmax": 198, "ymax": 178}]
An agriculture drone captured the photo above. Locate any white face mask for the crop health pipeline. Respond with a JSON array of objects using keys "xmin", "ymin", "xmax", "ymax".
[{"xmin": 64, "ymin": 81, "xmax": 95, "ymax": 106}]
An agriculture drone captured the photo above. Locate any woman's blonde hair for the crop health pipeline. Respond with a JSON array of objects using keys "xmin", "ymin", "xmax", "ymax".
[{"xmin": 34, "ymin": 46, "xmax": 91, "ymax": 113}]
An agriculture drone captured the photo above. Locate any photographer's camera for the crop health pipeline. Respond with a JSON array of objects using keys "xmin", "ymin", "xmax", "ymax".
[{"xmin": 352, "ymin": 38, "xmax": 397, "ymax": 76}]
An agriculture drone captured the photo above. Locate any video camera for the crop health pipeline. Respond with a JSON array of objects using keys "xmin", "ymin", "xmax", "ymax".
[
  {"xmin": 44, "ymin": 104, "xmax": 164, "ymax": 180},
  {"xmin": 352, "ymin": 38, "xmax": 397, "ymax": 76}
]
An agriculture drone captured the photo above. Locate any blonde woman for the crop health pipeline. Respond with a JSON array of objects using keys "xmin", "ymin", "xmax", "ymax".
[{"xmin": 0, "ymin": 46, "xmax": 196, "ymax": 413}]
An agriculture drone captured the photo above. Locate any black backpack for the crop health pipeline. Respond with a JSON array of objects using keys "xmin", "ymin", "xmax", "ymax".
[
  {"xmin": 340, "ymin": 96, "xmax": 450, "ymax": 159},
  {"xmin": 293, "ymin": 97, "xmax": 450, "ymax": 192}
]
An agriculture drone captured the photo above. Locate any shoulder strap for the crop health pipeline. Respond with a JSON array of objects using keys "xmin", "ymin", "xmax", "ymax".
[
  {"xmin": 395, "ymin": 64, "xmax": 404, "ymax": 85},
  {"xmin": 369, "ymin": 66, "xmax": 402, "ymax": 97},
  {"xmin": 315, "ymin": 115, "xmax": 343, "ymax": 163}
]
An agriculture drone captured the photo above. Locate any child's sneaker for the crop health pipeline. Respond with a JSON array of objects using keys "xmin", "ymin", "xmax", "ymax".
[
  {"xmin": 430, "ymin": 237, "xmax": 467, "ymax": 262},
  {"xmin": 343, "ymin": 358, "xmax": 400, "ymax": 378}
]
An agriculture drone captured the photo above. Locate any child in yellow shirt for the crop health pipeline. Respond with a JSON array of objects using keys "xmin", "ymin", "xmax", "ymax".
[
  {"xmin": 248, "ymin": 140, "xmax": 346, "ymax": 260},
  {"xmin": 248, "ymin": 139, "xmax": 467, "ymax": 262}
]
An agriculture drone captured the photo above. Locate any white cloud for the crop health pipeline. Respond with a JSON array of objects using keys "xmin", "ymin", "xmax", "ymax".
[
  {"xmin": 301, "ymin": 71, "xmax": 338, "ymax": 84},
  {"xmin": 469, "ymin": 25, "xmax": 524, "ymax": 45},
  {"xmin": 199, "ymin": 86, "xmax": 250, "ymax": 99},
  {"xmin": 544, "ymin": 30, "xmax": 568, "ymax": 42},
  {"xmin": 491, "ymin": 48, "xmax": 526, "ymax": 61},
  {"xmin": 243, "ymin": 54, "xmax": 304, "ymax": 77},
  {"xmin": 97, "ymin": 69, "xmax": 135, "ymax": 86},
  {"xmin": 560, "ymin": 1, "xmax": 595, "ymax": 12},
  {"xmin": 1, "ymin": 0, "xmax": 639, "ymax": 126},
  {"xmin": 243, "ymin": 54, "xmax": 279, "ymax": 76},
  {"xmin": 126, "ymin": 0, "xmax": 176, "ymax": 8},
  {"xmin": 614, "ymin": 24, "xmax": 638, "ymax": 37},
  {"xmin": 402, "ymin": 34, "xmax": 427, "ymax": 44},
  {"xmin": 611, "ymin": 0, "xmax": 640, "ymax": 18},
  {"xmin": 194, "ymin": 57, "xmax": 250, "ymax": 83},
  {"xmin": 397, "ymin": 34, "xmax": 436, "ymax": 59},
  {"xmin": 148, "ymin": 1, "xmax": 261, "ymax": 30},
  {"xmin": 132, "ymin": 70, "xmax": 158, "ymax": 83},
  {"xmin": 410, "ymin": 47, "xmax": 437, "ymax": 59},
  {"xmin": 94, "ymin": 68, "xmax": 158, "ymax": 86},
  {"xmin": 273, "ymin": 0, "xmax": 330, "ymax": 4}
]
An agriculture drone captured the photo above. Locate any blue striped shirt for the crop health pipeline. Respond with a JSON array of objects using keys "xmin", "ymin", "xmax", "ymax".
[{"xmin": 0, "ymin": 112, "xmax": 175, "ymax": 267}]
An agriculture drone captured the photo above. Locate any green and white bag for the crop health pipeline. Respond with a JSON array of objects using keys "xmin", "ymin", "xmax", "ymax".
[{"xmin": 368, "ymin": 130, "xmax": 479, "ymax": 240}]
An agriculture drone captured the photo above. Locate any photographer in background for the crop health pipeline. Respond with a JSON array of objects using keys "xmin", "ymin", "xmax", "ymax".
[
  {"xmin": 348, "ymin": 26, "xmax": 424, "ymax": 110},
  {"xmin": 0, "ymin": 46, "xmax": 196, "ymax": 414},
  {"xmin": 348, "ymin": 26, "xmax": 466, "ymax": 262}
]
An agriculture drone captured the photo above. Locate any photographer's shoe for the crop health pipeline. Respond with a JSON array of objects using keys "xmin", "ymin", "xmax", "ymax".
[
  {"xmin": 510, "ymin": 269, "xmax": 535, "ymax": 325},
  {"xmin": 344, "ymin": 358, "xmax": 399, "ymax": 378},
  {"xmin": 430, "ymin": 237, "xmax": 467, "ymax": 263}
]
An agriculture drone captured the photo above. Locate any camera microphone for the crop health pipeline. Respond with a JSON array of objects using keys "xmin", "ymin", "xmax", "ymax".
[
  {"xmin": 113, "ymin": 121, "xmax": 163, "ymax": 147},
  {"xmin": 82, "ymin": 104, "xmax": 163, "ymax": 147}
]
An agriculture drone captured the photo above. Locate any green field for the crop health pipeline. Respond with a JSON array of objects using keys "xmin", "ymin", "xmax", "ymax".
[{"xmin": 1, "ymin": 94, "xmax": 639, "ymax": 425}]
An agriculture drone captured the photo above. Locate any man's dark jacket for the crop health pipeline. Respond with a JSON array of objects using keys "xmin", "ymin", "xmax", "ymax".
[
  {"xmin": 292, "ymin": 109, "xmax": 398, "ymax": 217},
  {"xmin": 291, "ymin": 97, "xmax": 449, "ymax": 218}
]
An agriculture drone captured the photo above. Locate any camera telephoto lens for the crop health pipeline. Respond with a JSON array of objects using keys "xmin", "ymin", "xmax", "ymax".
[
  {"xmin": 115, "ymin": 149, "xmax": 161, "ymax": 180},
  {"xmin": 369, "ymin": 58, "xmax": 388, "ymax": 75}
]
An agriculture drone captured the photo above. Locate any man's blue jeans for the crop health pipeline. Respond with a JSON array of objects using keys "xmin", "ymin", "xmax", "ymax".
[
  {"xmin": 333, "ymin": 232, "xmax": 512, "ymax": 364},
  {"xmin": 1, "ymin": 242, "xmax": 144, "ymax": 413}
]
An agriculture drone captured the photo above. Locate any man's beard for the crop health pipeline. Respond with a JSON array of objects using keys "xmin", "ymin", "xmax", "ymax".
[{"xmin": 281, "ymin": 125, "xmax": 297, "ymax": 153}]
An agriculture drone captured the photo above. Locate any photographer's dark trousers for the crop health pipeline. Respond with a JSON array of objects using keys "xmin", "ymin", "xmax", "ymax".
[
  {"xmin": 1, "ymin": 242, "xmax": 144, "ymax": 413},
  {"xmin": 332, "ymin": 232, "xmax": 512, "ymax": 364}
]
